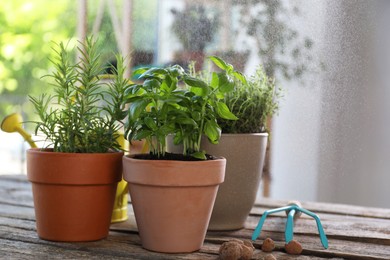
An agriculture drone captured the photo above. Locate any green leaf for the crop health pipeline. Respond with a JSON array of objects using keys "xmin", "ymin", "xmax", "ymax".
[
  {"xmin": 190, "ymin": 86, "xmax": 208, "ymax": 97},
  {"xmin": 218, "ymin": 73, "xmax": 234, "ymax": 93},
  {"xmin": 133, "ymin": 130, "xmax": 153, "ymax": 141},
  {"xmin": 233, "ymin": 71, "xmax": 247, "ymax": 84},
  {"xmin": 160, "ymin": 80, "xmax": 169, "ymax": 92},
  {"xmin": 191, "ymin": 151, "xmax": 207, "ymax": 160},
  {"xmin": 217, "ymin": 101, "xmax": 238, "ymax": 120},
  {"xmin": 162, "ymin": 75, "xmax": 177, "ymax": 92},
  {"xmin": 168, "ymin": 65, "xmax": 185, "ymax": 77},
  {"xmin": 139, "ymin": 67, "xmax": 167, "ymax": 79},
  {"xmin": 144, "ymin": 78, "xmax": 160, "ymax": 90},
  {"xmin": 144, "ymin": 117, "xmax": 157, "ymax": 131},
  {"xmin": 209, "ymin": 56, "xmax": 228, "ymax": 70},
  {"xmin": 210, "ymin": 72, "xmax": 219, "ymax": 89},
  {"xmin": 183, "ymin": 75, "xmax": 209, "ymax": 89},
  {"xmin": 191, "ymin": 111, "xmax": 201, "ymax": 121},
  {"xmin": 176, "ymin": 117, "xmax": 198, "ymax": 126},
  {"xmin": 125, "ymin": 95, "xmax": 143, "ymax": 104},
  {"xmin": 204, "ymin": 119, "xmax": 221, "ymax": 144},
  {"xmin": 125, "ymin": 84, "xmax": 143, "ymax": 97},
  {"xmin": 173, "ymin": 131, "xmax": 183, "ymax": 145},
  {"xmin": 159, "ymin": 124, "xmax": 175, "ymax": 135},
  {"xmin": 226, "ymin": 64, "xmax": 234, "ymax": 73},
  {"xmin": 132, "ymin": 67, "xmax": 149, "ymax": 77},
  {"xmin": 175, "ymin": 95, "xmax": 191, "ymax": 107},
  {"xmin": 129, "ymin": 99, "xmax": 149, "ymax": 121}
]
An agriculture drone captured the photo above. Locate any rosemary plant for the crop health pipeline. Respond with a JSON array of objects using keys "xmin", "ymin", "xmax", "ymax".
[{"xmin": 29, "ymin": 38, "xmax": 129, "ymax": 153}]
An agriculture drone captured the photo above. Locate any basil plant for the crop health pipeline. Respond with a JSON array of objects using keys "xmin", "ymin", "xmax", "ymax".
[{"xmin": 124, "ymin": 56, "xmax": 246, "ymax": 160}]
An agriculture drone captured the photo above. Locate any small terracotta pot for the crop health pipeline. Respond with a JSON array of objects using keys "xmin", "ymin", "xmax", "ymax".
[
  {"xmin": 123, "ymin": 155, "xmax": 225, "ymax": 253},
  {"xmin": 27, "ymin": 149, "xmax": 123, "ymax": 242}
]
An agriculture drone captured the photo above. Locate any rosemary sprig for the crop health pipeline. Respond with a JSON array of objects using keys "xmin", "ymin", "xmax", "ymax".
[{"xmin": 29, "ymin": 37, "xmax": 130, "ymax": 153}]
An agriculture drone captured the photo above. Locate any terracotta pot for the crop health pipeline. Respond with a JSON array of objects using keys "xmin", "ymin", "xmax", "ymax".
[
  {"xmin": 201, "ymin": 134, "xmax": 268, "ymax": 230},
  {"xmin": 123, "ymin": 155, "xmax": 225, "ymax": 253},
  {"xmin": 27, "ymin": 149, "xmax": 123, "ymax": 242}
]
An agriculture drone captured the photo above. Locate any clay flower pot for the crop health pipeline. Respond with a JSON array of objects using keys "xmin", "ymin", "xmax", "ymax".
[
  {"xmin": 27, "ymin": 149, "xmax": 123, "ymax": 242},
  {"xmin": 123, "ymin": 155, "xmax": 225, "ymax": 253},
  {"xmin": 201, "ymin": 133, "xmax": 268, "ymax": 230}
]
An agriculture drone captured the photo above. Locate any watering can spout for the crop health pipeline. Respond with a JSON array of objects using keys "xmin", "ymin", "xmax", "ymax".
[{"xmin": 1, "ymin": 113, "xmax": 37, "ymax": 148}]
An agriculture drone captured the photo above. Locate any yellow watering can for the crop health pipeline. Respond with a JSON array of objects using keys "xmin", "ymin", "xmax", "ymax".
[
  {"xmin": 1, "ymin": 113, "xmax": 37, "ymax": 148},
  {"xmin": 0, "ymin": 113, "xmax": 132, "ymax": 223},
  {"xmin": 112, "ymin": 134, "xmax": 129, "ymax": 223}
]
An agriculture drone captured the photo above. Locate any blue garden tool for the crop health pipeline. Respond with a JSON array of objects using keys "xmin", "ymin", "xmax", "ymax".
[{"xmin": 251, "ymin": 201, "xmax": 328, "ymax": 249}]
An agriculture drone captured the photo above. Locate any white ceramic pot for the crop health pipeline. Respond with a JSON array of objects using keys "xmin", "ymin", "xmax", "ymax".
[{"xmin": 200, "ymin": 133, "xmax": 268, "ymax": 230}]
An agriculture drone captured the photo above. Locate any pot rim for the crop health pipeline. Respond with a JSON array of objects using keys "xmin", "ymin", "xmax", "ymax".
[
  {"xmin": 124, "ymin": 153, "xmax": 225, "ymax": 163},
  {"xmin": 27, "ymin": 148, "xmax": 124, "ymax": 156},
  {"xmin": 123, "ymin": 154, "xmax": 226, "ymax": 187},
  {"xmin": 27, "ymin": 149, "xmax": 123, "ymax": 185}
]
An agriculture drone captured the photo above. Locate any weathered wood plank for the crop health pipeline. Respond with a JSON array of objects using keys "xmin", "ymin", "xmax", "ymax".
[
  {"xmin": 0, "ymin": 175, "xmax": 34, "ymax": 209},
  {"xmin": 0, "ymin": 203, "xmax": 35, "ymax": 220},
  {"xmin": 0, "ymin": 174, "xmax": 29, "ymax": 182},
  {"xmin": 200, "ymin": 239, "xmax": 344, "ymax": 260},
  {"xmin": 4, "ymin": 214, "xmax": 386, "ymax": 259},
  {"xmin": 244, "ymin": 214, "xmax": 390, "ymax": 244},
  {"xmin": 206, "ymin": 228, "xmax": 390, "ymax": 259},
  {"xmin": 255, "ymin": 199, "xmax": 390, "ymax": 220},
  {"xmin": 1, "ymin": 175, "xmax": 389, "ymax": 259},
  {"xmin": 0, "ymin": 225, "xmax": 218, "ymax": 259},
  {"xmin": 0, "ymin": 226, "xmax": 343, "ymax": 260}
]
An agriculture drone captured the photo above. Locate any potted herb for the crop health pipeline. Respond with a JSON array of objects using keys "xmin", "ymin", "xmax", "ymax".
[
  {"xmin": 171, "ymin": 4, "xmax": 218, "ymax": 71},
  {"xmin": 122, "ymin": 58, "xmax": 237, "ymax": 253},
  {"xmin": 199, "ymin": 59, "xmax": 282, "ymax": 230},
  {"xmin": 27, "ymin": 38, "xmax": 129, "ymax": 241}
]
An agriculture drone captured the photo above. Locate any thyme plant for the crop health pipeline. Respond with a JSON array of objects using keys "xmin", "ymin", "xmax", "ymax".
[
  {"xmin": 219, "ymin": 66, "xmax": 282, "ymax": 133},
  {"xmin": 29, "ymin": 38, "xmax": 129, "ymax": 153},
  {"xmin": 124, "ymin": 56, "xmax": 240, "ymax": 160}
]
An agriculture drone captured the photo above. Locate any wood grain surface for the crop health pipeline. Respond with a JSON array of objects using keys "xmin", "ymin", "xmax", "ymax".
[{"xmin": 0, "ymin": 175, "xmax": 389, "ymax": 259}]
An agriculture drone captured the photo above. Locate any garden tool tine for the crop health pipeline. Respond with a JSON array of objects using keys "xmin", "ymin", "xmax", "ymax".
[
  {"xmin": 251, "ymin": 205, "xmax": 293, "ymax": 241},
  {"xmin": 252, "ymin": 202, "xmax": 328, "ymax": 249},
  {"xmin": 285, "ymin": 208, "xmax": 296, "ymax": 243},
  {"xmin": 299, "ymin": 207, "xmax": 329, "ymax": 249}
]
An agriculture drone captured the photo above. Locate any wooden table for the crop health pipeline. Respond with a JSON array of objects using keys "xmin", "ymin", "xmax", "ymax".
[{"xmin": 1, "ymin": 175, "xmax": 389, "ymax": 259}]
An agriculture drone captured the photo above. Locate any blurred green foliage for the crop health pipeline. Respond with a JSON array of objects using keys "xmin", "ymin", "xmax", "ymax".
[
  {"xmin": 132, "ymin": 0, "xmax": 158, "ymax": 51},
  {"xmin": 0, "ymin": 0, "xmax": 158, "ymax": 125},
  {"xmin": 0, "ymin": 1, "xmax": 76, "ymax": 122}
]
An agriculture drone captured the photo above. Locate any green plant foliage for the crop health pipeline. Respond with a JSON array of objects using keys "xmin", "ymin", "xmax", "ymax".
[
  {"xmin": 220, "ymin": 66, "xmax": 282, "ymax": 134},
  {"xmin": 29, "ymin": 38, "xmax": 130, "ymax": 153},
  {"xmin": 124, "ymin": 57, "xmax": 239, "ymax": 160},
  {"xmin": 195, "ymin": 58, "xmax": 282, "ymax": 134},
  {"xmin": 0, "ymin": 1, "xmax": 76, "ymax": 120}
]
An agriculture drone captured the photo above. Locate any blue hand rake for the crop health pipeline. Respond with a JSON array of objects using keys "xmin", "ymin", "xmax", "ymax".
[{"xmin": 251, "ymin": 201, "xmax": 328, "ymax": 249}]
